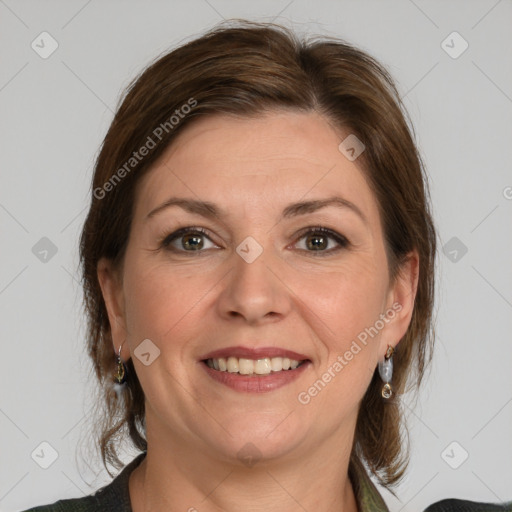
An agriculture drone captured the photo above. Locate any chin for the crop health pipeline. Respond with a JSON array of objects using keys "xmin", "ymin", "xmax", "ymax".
[{"xmin": 200, "ymin": 414, "xmax": 309, "ymax": 466}]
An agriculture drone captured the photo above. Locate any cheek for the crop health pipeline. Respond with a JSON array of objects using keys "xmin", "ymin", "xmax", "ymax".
[
  {"xmin": 294, "ymin": 258, "xmax": 389, "ymax": 407},
  {"xmin": 298, "ymin": 270, "xmax": 385, "ymax": 413},
  {"xmin": 122, "ymin": 259, "xmax": 210, "ymax": 343},
  {"xmin": 299, "ymin": 260, "xmax": 389, "ymax": 346}
]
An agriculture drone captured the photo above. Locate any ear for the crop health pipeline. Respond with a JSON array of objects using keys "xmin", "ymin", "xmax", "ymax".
[
  {"xmin": 380, "ymin": 250, "xmax": 420, "ymax": 356},
  {"xmin": 97, "ymin": 257, "xmax": 128, "ymax": 360}
]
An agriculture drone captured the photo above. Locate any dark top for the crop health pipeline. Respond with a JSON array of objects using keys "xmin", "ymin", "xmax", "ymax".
[{"xmin": 23, "ymin": 452, "xmax": 512, "ymax": 512}]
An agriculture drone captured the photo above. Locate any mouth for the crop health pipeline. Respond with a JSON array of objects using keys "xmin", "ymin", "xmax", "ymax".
[
  {"xmin": 202, "ymin": 356, "xmax": 307, "ymax": 376},
  {"xmin": 199, "ymin": 346, "xmax": 311, "ymax": 392}
]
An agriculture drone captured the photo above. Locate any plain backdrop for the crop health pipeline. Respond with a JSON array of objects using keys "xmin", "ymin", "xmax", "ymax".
[{"xmin": 1, "ymin": 1, "xmax": 511, "ymax": 511}]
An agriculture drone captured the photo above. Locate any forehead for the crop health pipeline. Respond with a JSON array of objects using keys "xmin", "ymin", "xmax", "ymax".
[{"xmin": 134, "ymin": 111, "xmax": 380, "ymax": 223}]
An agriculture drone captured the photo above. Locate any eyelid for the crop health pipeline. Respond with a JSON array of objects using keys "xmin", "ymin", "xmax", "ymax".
[
  {"xmin": 291, "ymin": 226, "xmax": 350, "ymax": 253},
  {"xmin": 294, "ymin": 225, "xmax": 349, "ymax": 242},
  {"xmin": 160, "ymin": 226, "xmax": 220, "ymax": 250}
]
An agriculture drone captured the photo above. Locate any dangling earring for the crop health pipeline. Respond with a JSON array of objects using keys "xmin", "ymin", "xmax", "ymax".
[
  {"xmin": 378, "ymin": 344, "xmax": 394, "ymax": 399},
  {"xmin": 113, "ymin": 343, "xmax": 127, "ymax": 386}
]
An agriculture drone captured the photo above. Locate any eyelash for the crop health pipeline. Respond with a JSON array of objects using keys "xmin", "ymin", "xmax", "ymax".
[{"xmin": 160, "ymin": 226, "xmax": 350, "ymax": 256}]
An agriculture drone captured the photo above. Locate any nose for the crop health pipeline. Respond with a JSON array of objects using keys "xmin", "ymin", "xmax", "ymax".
[{"xmin": 215, "ymin": 247, "xmax": 291, "ymax": 325}]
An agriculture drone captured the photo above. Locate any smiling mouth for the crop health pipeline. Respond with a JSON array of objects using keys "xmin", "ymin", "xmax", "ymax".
[{"xmin": 203, "ymin": 356, "xmax": 308, "ymax": 376}]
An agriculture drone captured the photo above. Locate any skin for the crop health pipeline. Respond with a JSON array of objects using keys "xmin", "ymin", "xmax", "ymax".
[{"xmin": 98, "ymin": 110, "xmax": 419, "ymax": 512}]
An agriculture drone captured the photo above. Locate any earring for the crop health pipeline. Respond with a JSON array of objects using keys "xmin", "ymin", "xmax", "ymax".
[
  {"xmin": 113, "ymin": 343, "xmax": 127, "ymax": 385},
  {"xmin": 378, "ymin": 344, "xmax": 394, "ymax": 399}
]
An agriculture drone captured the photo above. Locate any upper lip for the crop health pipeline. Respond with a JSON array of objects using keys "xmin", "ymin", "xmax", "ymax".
[{"xmin": 200, "ymin": 346, "xmax": 310, "ymax": 361}]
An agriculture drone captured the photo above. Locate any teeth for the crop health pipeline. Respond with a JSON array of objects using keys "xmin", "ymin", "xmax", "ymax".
[
  {"xmin": 205, "ymin": 356, "xmax": 304, "ymax": 375},
  {"xmin": 227, "ymin": 356, "xmax": 239, "ymax": 373},
  {"xmin": 271, "ymin": 357, "xmax": 283, "ymax": 372},
  {"xmin": 239, "ymin": 358, "xmax": 254, "ymax": 375},
  {"xmin": 254, "ymin": 358, "xmax": 272, "ymax": 375}
]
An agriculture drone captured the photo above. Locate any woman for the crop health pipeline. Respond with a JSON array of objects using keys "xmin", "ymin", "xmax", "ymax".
[{"xmin": 25, "ymin": 21, "xmax": 511, "ymax": 512}]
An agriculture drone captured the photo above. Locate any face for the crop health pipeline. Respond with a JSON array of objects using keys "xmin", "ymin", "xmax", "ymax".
[{"xmin": 98, "ymin": 110, "xmax": 418, "ymax": 466}]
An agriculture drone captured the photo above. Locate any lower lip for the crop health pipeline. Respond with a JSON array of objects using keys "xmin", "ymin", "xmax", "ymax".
[{"xmin": 200, "ymin": 361, "xmax": 311, "ymax": 393}]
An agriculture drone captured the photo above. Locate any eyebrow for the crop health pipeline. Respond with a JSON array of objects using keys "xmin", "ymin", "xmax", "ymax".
[{"xmin": 145, "ymin": 196, "xmax": 367, "ymax": 224}]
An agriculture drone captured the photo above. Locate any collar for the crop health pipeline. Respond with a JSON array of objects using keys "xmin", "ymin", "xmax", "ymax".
[{"xmin": 348, "ymin": 456, "xmax": 390, "ymax": 512}]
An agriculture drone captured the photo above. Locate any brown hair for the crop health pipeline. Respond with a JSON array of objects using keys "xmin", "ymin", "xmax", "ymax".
[{"xmin": 79, "ymin": 20, "xmax": 436, "ymax": 488}]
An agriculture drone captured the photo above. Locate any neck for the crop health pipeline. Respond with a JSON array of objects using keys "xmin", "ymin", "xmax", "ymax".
[{"xmin": 129, "ymin": 413, "xmax": 359, "ymax": 512}]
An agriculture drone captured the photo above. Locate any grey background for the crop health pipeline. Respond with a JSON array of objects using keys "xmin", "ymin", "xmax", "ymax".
[{"xmin": 1, "ymin": 1, "xmax": 511, "ymax": 510}]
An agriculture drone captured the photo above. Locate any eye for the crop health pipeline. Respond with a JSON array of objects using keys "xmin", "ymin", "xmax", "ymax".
[
  {"xmin": 293, "ymin": 227, "xmax": 349, "ymax": 255},
  {"xmin": 161, "ymin": 227, "xmax": 219, "ymax": 252}
]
